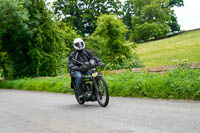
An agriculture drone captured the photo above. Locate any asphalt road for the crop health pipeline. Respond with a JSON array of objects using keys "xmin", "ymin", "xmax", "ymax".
[{"xmin": 0, "ymin": 89, "xmax": 200, "ymax": 133}]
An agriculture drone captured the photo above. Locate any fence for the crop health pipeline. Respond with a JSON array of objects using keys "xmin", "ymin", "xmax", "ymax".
[{"xmin": 106, "ymin": 63, "xmax": 200, "ymax": 74}]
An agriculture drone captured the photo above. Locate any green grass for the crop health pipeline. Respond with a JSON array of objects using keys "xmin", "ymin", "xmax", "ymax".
[
  {"xmin": 135, "ymin": 30, "xmax": 200, "ymax": 67},
  {"xmin": 0, "ymin": 76, "xmax": 72, "ymax": 93},
  {"xmin": 1, "ymin": 69, "xmax": 200, "ymax": 100}
]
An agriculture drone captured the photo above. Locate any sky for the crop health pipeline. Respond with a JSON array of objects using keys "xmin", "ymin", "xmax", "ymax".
[
  {"xmin": 48, "ymin": 0, "xmax": 200, "ymax": 31},
  {"xmin": 173, "ymin": 0, "xmax": 200, "ymax": 30}
]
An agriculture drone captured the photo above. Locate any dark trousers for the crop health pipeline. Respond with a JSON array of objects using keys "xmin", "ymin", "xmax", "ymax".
[
  {"xmin": 73, "ymin": 71, "xmax": 82, "ymax": 94},
  {"xmin": 72, "ymin": 70, "xmax": 92, "ymax": 94}
]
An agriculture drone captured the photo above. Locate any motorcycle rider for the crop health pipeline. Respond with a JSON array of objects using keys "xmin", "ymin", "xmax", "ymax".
[{"xmin": 68, "ymin": 38, "xmax": 105, "ymax": 98}]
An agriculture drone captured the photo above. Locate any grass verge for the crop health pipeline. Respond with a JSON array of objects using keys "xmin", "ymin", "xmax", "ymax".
[
  {"xmin": 0, "ymin": 76, "xmax": 72, "ymax": 93},
  {"xmin": 0, "ymin": 69, "xmax": 200, "ymax": 100}
]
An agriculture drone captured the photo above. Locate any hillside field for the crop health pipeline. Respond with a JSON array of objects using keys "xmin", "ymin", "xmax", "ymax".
[{"xmin": 135, "ymin": 29, "xmax": 200, "ymax": 67}]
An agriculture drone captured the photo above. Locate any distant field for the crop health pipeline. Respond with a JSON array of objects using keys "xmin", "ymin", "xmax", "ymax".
[{"xmin": 135, "ymin": 29, "xmax": 200, "ymax": 67}]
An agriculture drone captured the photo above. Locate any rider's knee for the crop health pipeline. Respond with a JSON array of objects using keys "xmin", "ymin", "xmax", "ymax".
[{"xmin": 74, "ymin": 71, "xmax": 82, "ymax": 79}]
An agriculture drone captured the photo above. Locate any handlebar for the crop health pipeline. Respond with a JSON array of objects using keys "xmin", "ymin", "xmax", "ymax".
[{"xmin": 72, "ymin": 58, "xmax": 105, "ymax": 68}]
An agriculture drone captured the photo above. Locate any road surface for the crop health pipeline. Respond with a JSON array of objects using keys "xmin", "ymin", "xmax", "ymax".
[{"xmin": 0, "ymin": 89, "xmax": 200, "ymax": 133}]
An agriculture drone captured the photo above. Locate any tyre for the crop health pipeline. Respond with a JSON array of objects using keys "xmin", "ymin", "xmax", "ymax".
[
  {"xmin": 96, "ymin": 78, "xmax": 109, "ymax": 107},
  {"xmin": 75, "ymin": 91, "xmax": 85, "ymax": 105}
]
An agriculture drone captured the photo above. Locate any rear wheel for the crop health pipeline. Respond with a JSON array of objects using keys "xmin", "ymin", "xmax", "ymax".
[
  {"xmin": 96, "ymin": 78, "xmax": 109, "ymax": 107},
  {"xmin": 75, "ymin": 91, "xmax": 85, "ymax": 105},
  {"xmin": 71, "ymin": 77, "xmax": 85, "ymax": 105}
]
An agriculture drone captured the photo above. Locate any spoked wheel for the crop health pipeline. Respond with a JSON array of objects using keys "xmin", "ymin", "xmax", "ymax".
[
  {"xmin": 75, "ymin": 91, "xmax": 85, "ymax": 105},
  {"xmin": 96, "ymin": 78, "xmax": 109, "ymax": 107}
]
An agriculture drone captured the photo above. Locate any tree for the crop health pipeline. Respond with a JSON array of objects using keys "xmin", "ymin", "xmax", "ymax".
[
  {"xmin": 169, "ymin": 0, "xmax": 184, "ymax": 7},
  {"xmin": 0, "ymin": 0, "xmax": 30, "ymax": 78},
  {"xmin": 0, "ymin": 0, "xmax": 69, "ymax": 78},
  {"xmin": 122, "ymin": 0, "xmax": 183, "ymax": 35},
  {"xmin": 21, "ymin": 0, "xmax": 68, "ymax": 77},
  {"xmin": 58, "ymin": 22, "xmax": 79, "ymax": 54},
  {"xmin": 122, "ymin": 0, "xmax": 134, "ymax": 30},
  {"xmin": 168, "ymin": 0, "xmax": 184, "ymax": 32},
  {"xmin": 0, "ymin": 52, "xmax": 13, "ymax": 78},
  {"xmin": 122, "ymin": 0, "xmax": 134, "ymax": 40},
  {"xmin": 54, "ymin": 0, "xmax": 122, "ymax": 36},
  {"xmin": 88, "ymin": 14, "xmax": 134, "ymax": 69},
  {"xmin": 168, "ymin": 14, "xmax": 181, "ymax": 32},
  {"xmin": 130, "ymin": 0, "xmax": 171, "ymax": 42}
]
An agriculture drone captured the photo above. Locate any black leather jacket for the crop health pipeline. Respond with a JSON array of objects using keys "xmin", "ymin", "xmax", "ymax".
[{"xmin": 68, "ymin": 49, "xmax": 100, "ymax": 72}]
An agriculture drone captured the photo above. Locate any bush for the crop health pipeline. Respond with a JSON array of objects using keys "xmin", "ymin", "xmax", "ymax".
[
  {"xmin": 0, "ymin": 52, "xmax": 13, "ymax": 79},
  {"xmin": 0, "ymin": 76, "xmax": 72, "ymax": 93},
  {"xmin": 58, "ymin": 22, "xmax": 79, "ymax": 54},
  {"xmin": 131, "ymin": 53, "xmax": 145, "ymax": 68},
  {"xmin": 105, "ymin": 69, "xmax": 200, "ymax": 100},
  {"xmin": 86, "ymin": 35, "xmax": 107, "ymax": 58},
  {"xmin": 93, "ymin": 15, "xmax": 129, "ymax": 62},
  {"xmin": 0, "ymin": 69, "xmax": 200, "ymax": 100},
  {"xmin": 87, "ymin": 14, "xmax": 141, "ymax": 70}
]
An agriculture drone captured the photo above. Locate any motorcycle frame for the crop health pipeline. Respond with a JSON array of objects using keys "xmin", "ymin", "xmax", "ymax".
[{"xmin": 72, "ymin": 70, "xmax": 102, "ymax": 102}]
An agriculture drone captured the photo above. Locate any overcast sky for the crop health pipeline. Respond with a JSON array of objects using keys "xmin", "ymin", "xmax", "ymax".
[
  {"xmin": 173, "ymin": 0, "xmax": 200, "ymax": 30},
  {"xmin": 48, "ymin": 0, "xmax": 200, "ymax": 31}
]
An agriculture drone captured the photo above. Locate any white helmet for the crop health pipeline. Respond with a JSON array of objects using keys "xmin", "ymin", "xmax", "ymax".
[{"xmin": 73, "ymin": 38, "xmax": 85, "ymax": 50}]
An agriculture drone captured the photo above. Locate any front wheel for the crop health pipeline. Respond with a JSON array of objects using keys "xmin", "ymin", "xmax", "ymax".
[{"xmin": 96, "ymin": 78, "xmax": 109, "ymax": 107}]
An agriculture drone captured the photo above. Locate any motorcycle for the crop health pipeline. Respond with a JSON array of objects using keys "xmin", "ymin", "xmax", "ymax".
[{"xmin": 71, "ymin": 58, "xmax": 109, "ymax": 107}]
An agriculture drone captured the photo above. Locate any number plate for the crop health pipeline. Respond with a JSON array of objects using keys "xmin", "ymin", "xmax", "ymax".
[{"xmin": 92, "ymin": 72, "xmax": 98, "ymax": 77}]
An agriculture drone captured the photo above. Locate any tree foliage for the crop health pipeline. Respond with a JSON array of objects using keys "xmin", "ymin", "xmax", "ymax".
[
  {"xmin": 0, "ymin": 0, "xmax": 76, "ymax": 78},
  {"xmin": 122, "ymin": 0, "xmax": 134, "ymax": 30},
  {"xmin": 130, "ymin": 0, "xmax": 171, "ymax": 42},
  {"xmin": 168, "ymin": 14, "xmax": 181, "ymax": 32},
  {"xmin": 122, "ymin": 0, "xmax": 183, "ymax": 36},
  {"xmin": 122, "ymin": 0, "xmax": 134, "ymax": 40},
  {"xmin": 0, "ymin": 0, "xmax": 30, "ymax": 78},
  {"xmin": 87, "ymin": 14, "xmax": 135, "ymax": 69},
  {"xmin": 58, "ymin": 22, "xmax": 79, "ymax": 54},
  {"xmin": 167, "ymin": 0, "xmax": 184, "ymax": 32},
  {"xmin": 169, "ymin": 0, "xmax": 184, "ymax": 7},
  {"xmin": 130, "ymin": 22, "xmax": 170, "ymax": 42},
  {"xmin": 0, "ymin": 52, "xmax": 13, "ymax": 78},
  {"xmin": 54, "ymin": 0, "xmax": 122, "ymax": 36},
  {"xmin": 0, "ymin": 0, "xmax": 184, "ymax": 77}
]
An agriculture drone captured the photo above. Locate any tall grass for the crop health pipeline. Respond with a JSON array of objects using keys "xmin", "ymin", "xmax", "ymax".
[
  {"xmin": 105, "ymin": 69, "xmax": 200, "ymax": 100},
  {"xmin": 0, "ymin": 69, "xmax": 200, "ymax": 100},
  {"xmin": 0, "ymin": 76, "xmax": 72, "ymax": 93}
]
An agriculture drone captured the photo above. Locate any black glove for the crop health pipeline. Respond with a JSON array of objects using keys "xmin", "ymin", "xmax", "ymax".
[
  {"xmin": 98, "ymin": 62, "xmax": 105, "ymax": 67},
  {"xmin": 79, "ymin": 65, "xmax": 87, "ymax": 71},
  {"xmin": 71, "ymin": 66, "xmax": 80, "ymax": 71}
]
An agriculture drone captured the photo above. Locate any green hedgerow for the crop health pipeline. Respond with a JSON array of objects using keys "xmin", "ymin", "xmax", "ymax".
[{"xmin": 0, "ymin": 69, "xmax": 200, "ymax": 100}]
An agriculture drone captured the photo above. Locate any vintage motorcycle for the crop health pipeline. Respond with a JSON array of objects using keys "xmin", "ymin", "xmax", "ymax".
[{"xmin": 71, "ymin": 58, "xmax": 109, "ymax": 107}]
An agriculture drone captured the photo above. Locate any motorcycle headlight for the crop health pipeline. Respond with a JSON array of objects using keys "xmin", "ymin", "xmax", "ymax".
[{"xmin": 89, "ymin": 59, "xmax": 96, "ymax": 66}]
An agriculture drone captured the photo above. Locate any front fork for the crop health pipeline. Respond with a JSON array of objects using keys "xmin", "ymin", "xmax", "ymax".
[{"xmin": 92, "ymin": 77, "xmax": 101, "ymax": 100}]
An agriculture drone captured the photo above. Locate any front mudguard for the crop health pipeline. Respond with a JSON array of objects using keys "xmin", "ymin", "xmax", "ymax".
[{"xmin": 96, "ymin": 72, "xmax": 102, "ymax": 80}]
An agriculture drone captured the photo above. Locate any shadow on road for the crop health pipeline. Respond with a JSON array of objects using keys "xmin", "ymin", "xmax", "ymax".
[{"xmin": 57, "ymin": 103, "xmax": 100, "ymax": 111}]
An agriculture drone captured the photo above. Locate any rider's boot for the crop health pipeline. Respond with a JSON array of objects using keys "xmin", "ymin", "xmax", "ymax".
[{"xmin": 76, "ymin": 84, "xmax": 84, "ymax": 99}]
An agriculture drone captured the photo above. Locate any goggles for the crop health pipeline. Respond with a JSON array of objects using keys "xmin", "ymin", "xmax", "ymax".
[{"xmin": 74, "ymin": 42, "xmax": 84, "ymax": 49}]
